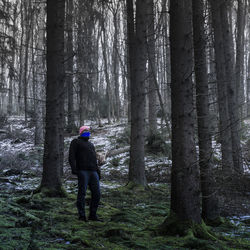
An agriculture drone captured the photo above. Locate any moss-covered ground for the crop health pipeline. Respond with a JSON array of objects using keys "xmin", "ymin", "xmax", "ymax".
[{"xmin": 0, "ymin": 181, "xmax": 249, "ymax": 250}]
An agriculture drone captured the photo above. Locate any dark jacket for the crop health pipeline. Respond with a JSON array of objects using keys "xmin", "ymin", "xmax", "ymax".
[{"xmin": 69, "ymin": 137, "xmax": 100, "ymax": 176}]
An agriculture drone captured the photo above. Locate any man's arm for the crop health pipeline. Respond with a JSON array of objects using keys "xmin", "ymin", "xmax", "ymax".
[{"xmin": 69, "ymin": 139, "xmax": 78, "ymax": 175}]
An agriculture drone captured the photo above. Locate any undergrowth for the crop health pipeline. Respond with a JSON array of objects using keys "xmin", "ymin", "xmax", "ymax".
[{"xmin": 0, "ymin": 182, "xmax": 249, "ymax": 249}]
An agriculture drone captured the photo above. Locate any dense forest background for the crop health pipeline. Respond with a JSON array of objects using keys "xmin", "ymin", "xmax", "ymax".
[{"xmin": 0, "ymin": 0, "xmax": 250, "ymax": 249}]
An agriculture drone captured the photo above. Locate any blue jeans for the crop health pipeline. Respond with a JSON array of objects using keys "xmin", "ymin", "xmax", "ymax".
[{"xmin": 76, "ymin": 170, "xmax": 100, "ymax": 218}]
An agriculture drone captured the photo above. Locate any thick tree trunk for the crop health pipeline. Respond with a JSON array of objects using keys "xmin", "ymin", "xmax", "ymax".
[
  {"xmin": 112, "ymin": 9, "xmax": 121, "ymax": 122},
  {"xmin": 210, "ymin": 0, "xmax": 234, "ymax": 172},
  {"xmin": 169, "ymin": 0, "xmax": 201, "ymax": 223},
  {"xmin": 66, "ymin": 0, "xmax": 75, "ymax": 132},
  {"xmin": 220, "ymin": 1, "xmax": 243, "ymax": 173},
  {"xmin": 235, "ymin": 0, "xmax": 246, "ymax": 118},
  {"xmin": 9, "ymin": 4, "xmax": 17, "ymax": 114},
  {"xmin": 128, "ymin": 0, "xmax": 147, "ymax": 186},
  {"xmin": 18, "ymin": 0, "xmax": 24, "ymax": 115},
  {"xmin": 247, "ymin": 53, "xmax": 250, "ymax": 116},
  {"xmin": 41, "ymin": 0, "xmax": 65, "ymax": 194},
  {"xmin": 8, "ymin": 4, "xmax": 17, "ymax": 115},
  {"xmin": 101, "ymin": 28, "xmax": 112, "ymax": 124},
  {"xmin": 34, "ymin": 3, "xmax": 45, "ymax": 145},
  {"xmin": 126, "ymin": 0, "xmax": 134, "ymax": 123},
  {"xmin": 146, "ymin": 0, "xmax": 157, "ymax": 134},
  {"xmin": 23, "ymin": 0, "xmax": 32, "ymax": 121},
  {"xmin": 192, "ymin": 0, "xmax": 219, "ymax": 221},
  {"xmin": 76, "ymin": 1, "xmax": 95, "ymax": 126}
]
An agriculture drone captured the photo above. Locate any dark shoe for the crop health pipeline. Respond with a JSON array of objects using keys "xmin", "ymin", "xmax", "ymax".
[
  {"xmin": 79, "ymin": 216, "xmax": 87, "ymax": 222},
  {"xmin": 88, "ymin": 215, "xmax": 102, "ymax": 222}
]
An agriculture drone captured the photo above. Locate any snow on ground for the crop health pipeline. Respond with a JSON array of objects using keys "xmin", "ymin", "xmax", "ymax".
[
  {"xmin": 1, "ymin": 115, "xmax": 250, "ymax": 179},
  {"xmin": 1, "ymin": 116, "xmax": 250, "ymax": 187},
  {"xmin": 0, "ymin": 140, "xmax": 34, "ymax": 157}
]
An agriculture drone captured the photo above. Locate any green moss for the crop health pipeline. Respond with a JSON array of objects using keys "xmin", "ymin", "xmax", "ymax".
[
  {"xmin": 35, "ymin": 185, "xmax": 68, "ymax": 198},
  {"xmin": 0, "ymin": 182, "xmax": 249, "ymax": 249},
  {"xmin": 158, "ymin": 212, "xmax": 218, "ymax": 240},
  {"xmin": 124, "ymin": 181, "xmax": 148, "ymax": 191}
]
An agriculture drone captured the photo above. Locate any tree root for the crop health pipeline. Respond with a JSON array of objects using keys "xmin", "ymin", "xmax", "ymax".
[
  {"xmin": 125, "ymin": 181, "xmax": 149, "ymax": 191},
  {"xmin": 158, "ymin": 212, "xmax": 218, "ymax": 241},
  {"xmin": 34, "ymin": 185, "xmax": 67, "ymax": 197}
]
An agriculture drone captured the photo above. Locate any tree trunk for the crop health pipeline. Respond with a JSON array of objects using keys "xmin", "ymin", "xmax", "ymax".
[
  {"xmin": 8, "ymin": 3, "xmax": 18, "ymax": 115},
  {"xmin": 168, "ymin": 0, "xmax": 201, "ymax": 223},
  {"xmin": 66, "ymin": 0, "xmax": 75, "ymax": 132},
  {"xmin": 41, "ymin": 0, "xmax": 65, "ymax": 195},
  {"xmin": 247, "ymin": 53, "xmax": 250, "ymax": 116},
  {"xmin": 235, "ymin": 0, "xmax": 246, "ymax": 119},
  {"xmin": 112, "ymin": 8, "xmax": 121, "ymax": 122},
  {"xmin": 192, "ymin": 0, "xmax": 219, "ymax": 221},
  {"xmin": 126, "ymin": 0, "xmax": 134, "ymax": 123},
  {"xmin": 127, "ymin": 0, "xmax": 147, "ymax": 186},
  {"xmin": 101, "ymin": 22, "xmax": 112, "ymax": 124},
  {"xmin": 34, "ymin": 3, "xmax": 45, "ymax": 145},
  {"xmin": 210, "ymin": 0, "xmax": 234, "ymax": 172},
  {"xmin": 146, "ymin": 0, "xmax": 157, "ymax": 134},
  {"xmin": 220, "ymin": 1, "xmax": 243, "ymax": 173},
  {"xmin": 18, "ymin": 0, "xmax": 24, "ymax": 115},
  {"xmin": 23, "ymin": 0, "xmax": 32, "ymax": 121}
]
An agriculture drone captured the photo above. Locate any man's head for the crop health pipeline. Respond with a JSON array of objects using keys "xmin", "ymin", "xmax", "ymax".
[{"xmin": 79, "ymin": 126, "xmax": 91, "ymax": 138}]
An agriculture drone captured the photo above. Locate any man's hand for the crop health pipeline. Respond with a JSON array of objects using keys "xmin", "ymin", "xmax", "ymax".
[{"xmin": 96, "ymin": 153, "xmax": 106, "ymax": 166}]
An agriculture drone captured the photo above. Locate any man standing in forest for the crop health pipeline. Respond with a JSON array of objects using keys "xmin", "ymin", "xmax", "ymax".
[{"xmin": 69, "ymin": 126, "xmax": 101, "ymax": 221}]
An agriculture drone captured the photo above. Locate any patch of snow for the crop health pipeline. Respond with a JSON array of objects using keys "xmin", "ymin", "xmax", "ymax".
[{"xmin": 101, "ymin": 182, "xmax": 121, "ymax": 189}]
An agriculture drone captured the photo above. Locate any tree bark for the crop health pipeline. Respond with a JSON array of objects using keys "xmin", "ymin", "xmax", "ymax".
[
  {"xmin": 169, "ymin": 0, "xmax": 201, "ymax": 223},
  {"xmin": 247, "ymin": 53, "xmax": 250, "ymax": 116},
  {"xmin": 101, "ymin": 24, "xmax": 112, "ymax": 124},
  {"xmin": 66, "ymin": 0, "xmax": 75, "ymax": 132},
  {"xmin": 41, "ymin": 0, "xmax": 65, "ymax": 194},
  {"xmin": 235, "ymin": 0, "xmax": 246, "ymax": 119},
  {"xmin": 76, "ymin": 4, "xmax": 85, "ymax": 126},
  {"xmin": 220, "ymin": 1, "xmax": 243, "ymax": 173},
  {"xmin": 146, "ymin": 0, "xmax": 158, "ymax": 134},
  {"xmin": 18, "ymin": 0, "xmax": 24, "ymax": 115},
  {"xmin": 210, "ymin": 0, "xmax": 234, "ymax": 172},
  {"xmin": 8, "ymin": 3, "xmax": 18, "ymax": 115},
  {"xmin": 112, "ymin": 6, "xmax": 121, "ymax": 122},
  {"xmin": 34, "ymin": 3, "xmax": 45, "ymax": 145},
  {"xmin": 128, "ymin": 0, "xmax": 147, "ymax": 186},
  {"xmin": 23, "ymin": 0, "xmax": 32, "ymax": 121},
  {"xmin": 126, "ymin": 0, "xmax": 134, "ymax": 123},
  {"xmin": 192, "ymin": 0, "xmax": 219, "ymax": 221}
]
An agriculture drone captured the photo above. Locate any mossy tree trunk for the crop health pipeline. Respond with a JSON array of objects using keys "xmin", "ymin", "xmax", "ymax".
[
  {"xmin": 192, "ymin": 0, "xmax": 219, "ymax": 221},
  {"xmin": 168, "ymin": 0, "xmax": 201, "ymax": 223},
  {"xmin": 40, "ymin": 0, "xmax": 65, "ymax": 195}
]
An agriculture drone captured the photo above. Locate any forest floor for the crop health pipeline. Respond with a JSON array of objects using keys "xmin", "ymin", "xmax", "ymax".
[{"xmin": 0, "ymin": 116, "xmax": 249, "ymax": 249}]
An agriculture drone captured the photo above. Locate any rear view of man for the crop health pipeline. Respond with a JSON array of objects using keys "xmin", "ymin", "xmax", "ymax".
[{"xmin": 69, "ymin": 126, "xmax": 101, "ymax": 221}]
